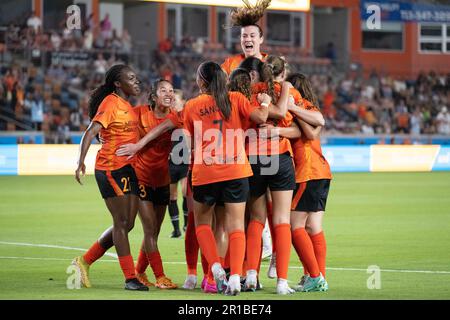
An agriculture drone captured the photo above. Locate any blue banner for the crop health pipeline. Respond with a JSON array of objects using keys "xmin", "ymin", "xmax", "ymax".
[
  {"xmin": 0, "ymin": 145, "xmax": 18, "ymax": 175},
  {"xmin": 322, "ymin": 146, "xmax": 371, "ymax": 172},
  {"xmin": 432, "ymin": 146, "xmax": 450, "ymax": 171},
  {"xmin": 361, "ymin": 0, "xmax": 450, "ymax": 23}
]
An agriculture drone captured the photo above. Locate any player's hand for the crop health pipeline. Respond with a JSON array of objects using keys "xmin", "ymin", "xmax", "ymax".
[
  {"xmin": 115, "ymin": 143, "xmax": 139, "ymax": 160},
  {"xmin": 257, "ymin": 93, "xmax": 272, "ymax": 105},
  {"xmin": 75, "ymin": 162, "xmax": 86, "ymax": 185}
]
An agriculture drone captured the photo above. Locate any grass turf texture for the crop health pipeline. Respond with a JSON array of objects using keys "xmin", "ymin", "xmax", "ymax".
[{"xmin": 0, "ymin": 172, "xmax": 449, "ymax": 300}]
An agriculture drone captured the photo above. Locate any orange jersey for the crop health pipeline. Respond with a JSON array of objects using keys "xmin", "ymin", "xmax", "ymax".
[
  {"xmin": 221, "ymin": 53, "xmax": 268, "ymax": 75},
  {"xmin": 92, "ymin": 93, "xmax": 139, "ymax": 171},
  {"xmin": 291, "ymin": 100, "xmax": 332, "ymax": 183},
  {"xmin": 134, "ymin": 105, "xmax": 183, "ymax": 188},
  {"xmin": 247, "ymin": 82, "xmax": 293, "ymax": 156},
  {"xmin": 184, "ymin": 92, "xmax": 258, "ymax": 186}
]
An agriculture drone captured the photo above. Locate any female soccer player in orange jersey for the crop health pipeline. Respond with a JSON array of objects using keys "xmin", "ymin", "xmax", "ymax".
[
  {"xmin": 287, "ymin": 73, "xmax": 331, "ymax": 292},
  {"xmin": 239, "ymin": 55, "xmax": 301, "ymax": 294},
  {"xmin": 221, "ymin": 0, "xmax": 271, "ymax": 75},
  {"xmin": 184, "ymin": 61, "xmax": 270, "ymax": 295},
  {"xmin": 73, "ymin": 64, "xmax": 148, "ymax": 291},
  {"xmin": 116, "ymin": 79, "xmax": 181, "ymax": 290}
]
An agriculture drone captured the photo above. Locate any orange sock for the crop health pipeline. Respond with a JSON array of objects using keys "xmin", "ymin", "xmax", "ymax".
[
  {"xmin": 246, "ymin": 220, "xmax": 264, "ymax": 270},
  {"xmin": 229, "ymin": 230, "xmax": 245, "ymax": 276},
  {"xmin": 185, "ymin": 211, "xmax": 199, "ymax": 275},
  {"xmin": 292, "ymin": 228, "xmax": 320, "ymax": 278},
  {"xmin": 195, "ymin": 224, "xmax": 220, "ymax": 267},
  {"xmin": 302, "ymin": 260, "xmax": 310, "ymax": 275},
  {"xmin": 147, "ymin": 251, "xmax": 165, "ymax": 279},
  {"xmin": 135, "ymin": 249, "xmax": 148, "ymax": 274},
  {"xmin": 267, "ymin": 202, "xmax": 276, "ymax": 254},
  {"xmin": 274, "ymin": 223, "xmax": 291, "ymax": 280},
  {"xmin": 256, "ymin": 243, "xmax": 263, "ymax": 275},
  {"xmin": 118, "ymin": 255, "xmax": 136, "ymax": 280},
  {"xmin": 201, "ymin": 253, "xmax": 209, "ymax": 277},
  {"xmin": 83, "ymin": 241, "xmax": 106, "ymax": 265},
  {"xmin": 310, "ymin": 231, "xmax": 327, "ymax": 278}
]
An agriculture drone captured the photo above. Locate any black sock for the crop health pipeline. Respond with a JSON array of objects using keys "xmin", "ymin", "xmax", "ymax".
[
  {"xmin": 168, "ymin": 200, "xmax": 180, "ymax": 232},
  {"xmin": 182, "ymin": 197, "xmax": 188, "ymax": 227}
]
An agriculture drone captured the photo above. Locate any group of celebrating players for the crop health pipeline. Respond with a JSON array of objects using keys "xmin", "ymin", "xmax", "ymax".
[{"xmin": 72, "ymin": 0, "xmax": 331, "ymax": 296}]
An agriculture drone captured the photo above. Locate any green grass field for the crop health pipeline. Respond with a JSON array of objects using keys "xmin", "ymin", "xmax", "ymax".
[{"xmin": 1, "ymin": 172, "xmax": 449, "ymax": 300}]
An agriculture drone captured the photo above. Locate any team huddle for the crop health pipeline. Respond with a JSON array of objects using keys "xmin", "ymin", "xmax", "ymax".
[{"xmin": 72, "ymin": 0, "xmax": 331, "ymax": 296}]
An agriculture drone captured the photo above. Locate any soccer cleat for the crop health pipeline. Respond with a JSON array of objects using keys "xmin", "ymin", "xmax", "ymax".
[
  {"xmin": 203, "ymin": 281, "xmax": 218, "ymax": 294},
  {"xmin": 211, "ymin": 262, "xmax": 228, "ymax": 293},
  {"xmin": 71, "ymin": 256, "xmax": 91, "ymax": 288},
  {"xmin": 182, "ymin": 274, "xmax": 197, "ymax": 290},
  {"xmin": 244, "ymin": 270, "xmax": 258, "ymax": 292},
  {"xmin": 267, "ymin": 253, "xmax": 277, "ymax": 279},
  {"xmin": 295, "ymin": 275, "xmax": 310, "ymax": 292},
  {"xmin": 225, "ymin": 274, "xmax": 241, "ymax": 296},
  {"xmin": 125, "ymin": 278, "xmax": 149, "ymax": 291},
  {"xmin": 155, "ymin": 276, "xmax": 178, "ymax": 289},
  {"xmin": 261, "ymin": 247, "xmax": 272, "ymax": 261},
  {"xmin": 170, "ymin": 230, "xmax": 182, "ymax": 238},
  {"xmin": 136, "ymin": 273, "xmax": 155, "ymax": 287},
  {"xmin": 276, "ymin": 278, "xmax": 295, "ymax": 295},
  {"xmin": 301, "ymin": 273, "xmax": 328, "ymax": 292}
]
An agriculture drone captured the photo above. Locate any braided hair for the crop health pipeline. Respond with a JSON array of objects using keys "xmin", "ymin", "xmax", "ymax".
[
  {"xmin": 88, "ymin": 64, "xmax": 130, "ymax": 120},
  {"xmin": 260, "ymin": 55, "xmax": 286, "ymax": 104},
  {"xmin": 228, "ymin": 68, "xmax": 252, "ymax": 100}
]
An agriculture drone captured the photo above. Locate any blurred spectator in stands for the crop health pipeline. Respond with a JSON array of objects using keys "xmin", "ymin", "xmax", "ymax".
[
  {"xmin": 94, "ymin": 53, "xmax": 108, "ymax": 75},
  {"xmin": 86, "ymin": 13, "xmax": 96, "ymax": 32},
  {"xmin": 192, "ymin": 38, "xmax": 205, "ymax": 55},
  {"xmin": 159, "ymin": 37, "xmax": 173, "ymax": 53},
  {"xmin": 50, "ymin": 31, "xmax": 62, "ymax": 50},
  {"xmin": 396, "ymin": 106, "xmax": 410, "ymax": 134},
  {"xmin": 24, "ymin": 90, "xmax": 44, "ymax": 131},
  {"xmin": 3, "ymin": 69, "xmax": 17, "ymax": 110},
  {"xmin": 100, "ymin": 13, "xmax": 112, "ymax": 40},
  {"xmin": 361, "ymin": 120, "xmax": 375, "ymax": 135},
  {"xmin": 27, "ymin": 12, "xmax": 42, "ymax": 34},
  {"xmin": 410, "ymin": 108, "xmax": 423, "ymax": 135},
  {"xmin": 83, "ymin": 28, "xmax": 93, "ymax": 50},
  {"xmin": 121, "ymin": 29, "xmax": 132, "ymax": 54},
  {"xmin": 436, "ymin": 106, "xmax": 450, "ymax": 135}
]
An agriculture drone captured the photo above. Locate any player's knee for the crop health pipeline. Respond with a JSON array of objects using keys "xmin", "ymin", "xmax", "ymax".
[{"xmin": 305, "ymin": 221, "xmax": 321, "ymax": 235}]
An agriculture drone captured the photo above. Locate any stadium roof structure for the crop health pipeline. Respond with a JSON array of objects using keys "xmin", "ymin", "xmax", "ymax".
[{"xmin": 139, "ymin": 0, "xmax": 310, "ymax": 12}]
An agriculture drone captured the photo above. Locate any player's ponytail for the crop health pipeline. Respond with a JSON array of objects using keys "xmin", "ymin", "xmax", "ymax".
[
  {"xmin": 228, "ymin": 68, "xmax": 252, "ymax": 100},
  {"xmin": 286, "ymin": 73, "xmax": 319, "ymax": 108},
  {"xmin": 88, "ymin": 64, "xmax": 129, "ymax": 120},
  {"xmin": 261, "ymin": 55, "xmax": 286, "ymax": 104},
  {"xmin": 198, "ymin": 62, "xmax": 231, "ymax": 121}
]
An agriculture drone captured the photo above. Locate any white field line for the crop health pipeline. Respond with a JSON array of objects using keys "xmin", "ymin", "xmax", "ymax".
[
  {"xmin": 0, "ymin": 241, "xmax": 118, "ymax": 258},
  {"xmin": 1, "ymin": 241, "xmax": 450, "ymax": 275}
]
